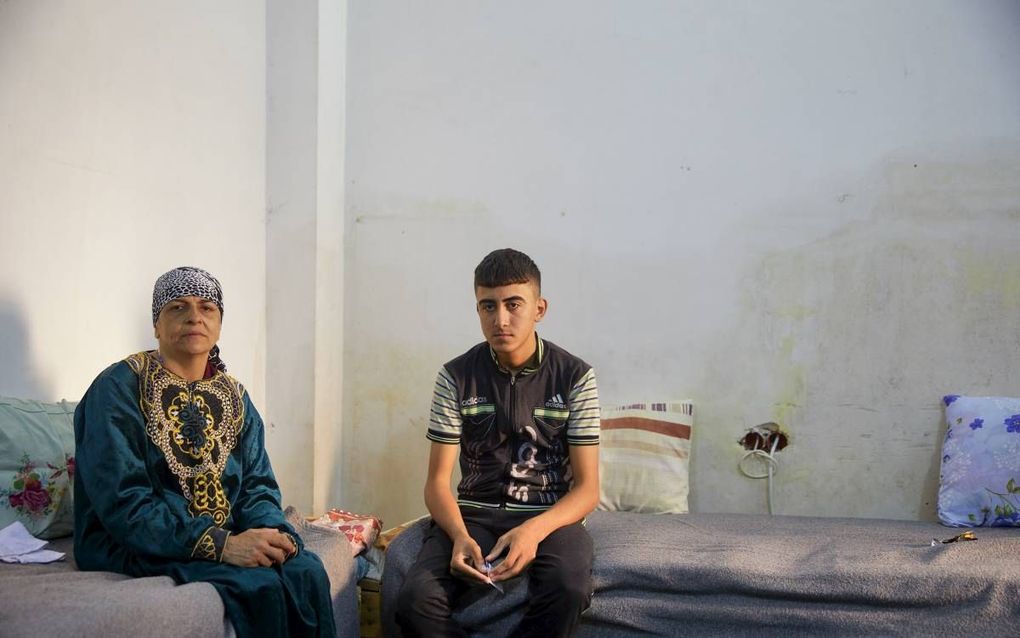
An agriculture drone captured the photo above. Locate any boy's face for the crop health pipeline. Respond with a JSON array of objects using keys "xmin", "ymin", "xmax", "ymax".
[{"xmin": 475, "ymin": 281, "xmax": 547, "ymax": 368}]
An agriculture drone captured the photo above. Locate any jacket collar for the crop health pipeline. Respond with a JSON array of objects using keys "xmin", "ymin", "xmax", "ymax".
[{"xmin": 489, "ymin": 333, "xmax": 544, "ymax": 377}]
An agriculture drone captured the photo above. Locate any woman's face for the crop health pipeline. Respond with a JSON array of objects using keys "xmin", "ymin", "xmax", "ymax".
[{"xmin": 154, "ymin": 295, "xmax": 222, "ymax": 360}]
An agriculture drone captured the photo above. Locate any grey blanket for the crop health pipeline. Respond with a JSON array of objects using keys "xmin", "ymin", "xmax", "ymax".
[
  {"xmin": 0, "ymin": 536, "xmax": 227, "ymax": 638},
  {"xmin": 0, "ymin": 507, "xmax": 359, "ymax": 638},
  {"xmin": 382, "ymin": 511, "xmax": 1020, "ymax": 637}
]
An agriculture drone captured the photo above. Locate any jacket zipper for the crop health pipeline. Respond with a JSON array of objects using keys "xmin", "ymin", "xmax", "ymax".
[{"xmin": 502, "ymin": 372, "xmax": 516, "ymax": 508}]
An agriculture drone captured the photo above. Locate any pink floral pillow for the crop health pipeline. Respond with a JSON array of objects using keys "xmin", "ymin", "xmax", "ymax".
[
  {"xmin": 0, "ymin": 397, "xmax": 76, "ymax": 539},
  {"xmin": 308, "ymin": 508, "xmax": 382, "ymax": 556}
]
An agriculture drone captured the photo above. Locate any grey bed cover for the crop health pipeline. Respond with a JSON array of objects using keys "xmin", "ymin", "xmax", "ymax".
[{"xmin": 382, "ymin": 510, "xmax": 1020, "ymax": 637}]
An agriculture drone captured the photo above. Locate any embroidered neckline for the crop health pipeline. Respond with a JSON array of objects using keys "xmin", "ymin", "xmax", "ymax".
[
  {"xmin": 149, "ymin": 349, "xmax": 222, "ymax": 384},
  {"xmin": 125, "ymin": 351, "xmax": 244, "ymax": 526}
]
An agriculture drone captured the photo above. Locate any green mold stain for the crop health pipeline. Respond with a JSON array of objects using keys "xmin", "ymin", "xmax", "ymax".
[
  {"xmin": 772, "ymin": 337, "xmax": 805, "ymax": 430},
  {"xmin": 772, "ymin": 366, "xmax": 805, "ymax": 428},
  {"xmin": 774, "ymin": 304, "xmax": 817, "ymax": 321},
  {"xmin": 960, "ymin": 252, "xmax": 1020, "ymax": 308}
]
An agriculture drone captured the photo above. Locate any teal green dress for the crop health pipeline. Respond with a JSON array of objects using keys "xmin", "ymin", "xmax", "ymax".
[{"xmin": 73, "ymin": 351, "xmax": 336, "ymax": 638}]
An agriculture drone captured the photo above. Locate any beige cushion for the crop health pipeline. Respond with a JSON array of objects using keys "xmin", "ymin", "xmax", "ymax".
[{"xmin": 597, "ymin": 400, "xmax": 693, "ymax": 514}]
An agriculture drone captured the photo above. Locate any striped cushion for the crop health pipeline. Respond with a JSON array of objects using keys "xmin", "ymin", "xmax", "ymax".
[{"xmin": 597, "ymin": 401, "xmax": 693, "ymax": 514}]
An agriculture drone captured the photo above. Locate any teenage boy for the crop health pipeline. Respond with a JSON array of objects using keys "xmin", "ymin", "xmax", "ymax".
[{"xmin": 396, "ymin": 248, "xmax": 601, "ymax": 638}]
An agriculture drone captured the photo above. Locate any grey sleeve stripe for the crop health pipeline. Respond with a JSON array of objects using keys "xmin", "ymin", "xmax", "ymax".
[
  {"xmin": 569, "ymin": 369, "xmax": 598, "ymax": 398},
  {"xmin": 567, "ymin": 368, "xmax": 600, "ymax": 439},
  {"xmin": 433, "ymin": 377, "xmax": 457, "ymax": 401},
  {"xmin": 428, "ymin": 367, "xmax": 462, "ymax": 438}
]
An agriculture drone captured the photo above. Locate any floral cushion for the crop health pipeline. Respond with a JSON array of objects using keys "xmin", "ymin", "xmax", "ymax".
[
  {"xmin": 597, "ymin": 400, "xmax": 694, "ymax": 514},
  {"xmin": 938, "ymin": 395, "xmax": 1020, "ymax": 527},
  {"xmin": 308, "ymin": 508, "xmax": 382, "ymax": 556},
  {"xmin": 0, "ymin": 397, "xmax": 76, "ymax": 539}
]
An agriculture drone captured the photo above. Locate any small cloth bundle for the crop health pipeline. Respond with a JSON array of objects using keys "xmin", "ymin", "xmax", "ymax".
[
  {"xmin": 0, "ymin": 520, "xmax": 65, "ymax": 563},
  {"xmin": 308, "ymin": 508, "xmax": 382, "ymax": 556}
]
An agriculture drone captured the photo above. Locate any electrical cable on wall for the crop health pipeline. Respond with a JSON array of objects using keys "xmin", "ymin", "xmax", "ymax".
[{"xmin": 738, "ymin": 423, "xmax": 786, "ymax": 515}]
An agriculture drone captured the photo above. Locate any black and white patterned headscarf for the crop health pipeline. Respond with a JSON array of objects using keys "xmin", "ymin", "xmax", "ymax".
[{"xmin": 151, "ymin": 266, "xmax": 226, "ymax": 372}]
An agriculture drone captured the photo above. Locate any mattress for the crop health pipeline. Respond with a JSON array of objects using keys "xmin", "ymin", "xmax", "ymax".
[{"xmin": 382, "ymin": 510, "xmax": 1020, "ymax": 637}]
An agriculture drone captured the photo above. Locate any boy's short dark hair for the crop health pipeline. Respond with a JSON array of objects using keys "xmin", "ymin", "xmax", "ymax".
[{"xmin": 474, "ymin": 248, "xmax": 541, "ymax": 293}]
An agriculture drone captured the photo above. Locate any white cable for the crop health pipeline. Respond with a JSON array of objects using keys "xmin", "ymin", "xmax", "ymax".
[{"xmin": 738, "ymin": 436, "xmax": 781, "ymax": 515}]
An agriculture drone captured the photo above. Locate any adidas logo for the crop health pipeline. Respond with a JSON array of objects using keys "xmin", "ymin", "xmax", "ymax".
[{"xmin": 545, "ymin": 393, "xmax": 566, "ymax": 409}]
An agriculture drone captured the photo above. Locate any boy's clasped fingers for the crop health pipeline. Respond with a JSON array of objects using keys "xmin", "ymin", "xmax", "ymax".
[
  {"xmin": 449, "ymin": 555, "xmax": 489, "ymax": 583},
  {"xmin": 486, "ymin": 527, "xmax": 539, "ymax": 582},
  {"xmin": 488, "ymin": 550, "xmax": 528, "ymax": 581},
  {"xmin": 450, "ymin": 536, "xmax": 490, "ymax": 583}
]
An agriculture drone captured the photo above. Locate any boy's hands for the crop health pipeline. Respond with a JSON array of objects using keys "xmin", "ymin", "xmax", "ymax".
[
  {"xmin": 450, "ymin": 534, "xmax": 490, "ymax": 584},
  {"xmin": 484, "ymin": 520, "xmax": 543, "ymax": 582}
]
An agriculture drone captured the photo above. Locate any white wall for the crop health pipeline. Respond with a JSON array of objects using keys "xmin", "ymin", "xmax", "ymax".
[
  {"xmin": 0, "ymin": 1, "xmax": 268, "ymax": 457},
  {"xmin": 342, "ymin": 1, "xmax": 1020, "ymax": 527},
  {"xmin": 266, "ymin": 0, "xmax": 347, "ymax": 515}
]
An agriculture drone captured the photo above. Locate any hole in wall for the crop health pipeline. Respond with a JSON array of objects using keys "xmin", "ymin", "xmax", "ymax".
[{"xmin": 739, "ymin": 422, "xmax": 789, "ymax": 452}]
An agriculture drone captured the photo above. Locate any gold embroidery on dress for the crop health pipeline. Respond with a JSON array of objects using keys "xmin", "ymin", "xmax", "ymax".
[
  {"xmin": 191, "ymin": 469, "xmax": 230, "ymax": 525},
  {"xmin": 192, "ymin": 527, "xmax": 218, "ymax": 560},
  {"xmin": 126, "ymin": 351, "xmax": 245, "ymax": 527}
]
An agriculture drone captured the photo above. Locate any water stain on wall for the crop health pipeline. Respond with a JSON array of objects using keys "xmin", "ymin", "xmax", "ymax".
[
  {"xmin": 342, "ymin": 343, "xmax": 445, "ymax": 526},
  {"xmin": 698, "ymin": 145, "xmax": 1020, "ymax": 520},
  {"xmin": 341, "ymin": 191, "xmax": 510, "ymax": 524}
]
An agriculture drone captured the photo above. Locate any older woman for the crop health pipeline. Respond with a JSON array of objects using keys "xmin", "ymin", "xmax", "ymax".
[{"xmin": 73, "ymin": 266, "xmax": 336, "ymax": 638}]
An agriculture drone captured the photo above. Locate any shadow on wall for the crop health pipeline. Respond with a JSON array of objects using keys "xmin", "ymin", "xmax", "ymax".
[
  {"xmin": 922, "ymin": 414, "xmax": 949, "ymax": 521},
  {"xmin": 0, "ymin": 296, "xmax": 52, "ymax": 401}
]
